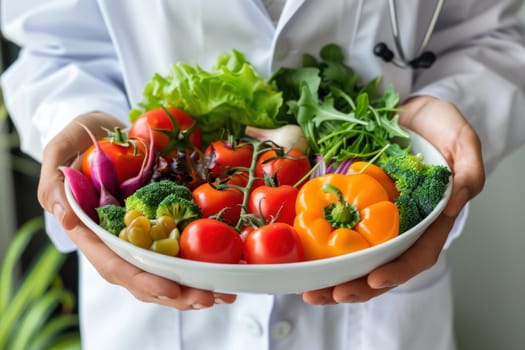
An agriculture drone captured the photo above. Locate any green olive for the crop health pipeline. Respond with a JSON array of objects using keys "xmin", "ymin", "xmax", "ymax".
[
  {"xmin": 151, "ymin": 238, "xmax": 180, "ymax": 256},
  {"xmin": 127, "ymin": 226, "xmax": 153, "ymax": 249}
]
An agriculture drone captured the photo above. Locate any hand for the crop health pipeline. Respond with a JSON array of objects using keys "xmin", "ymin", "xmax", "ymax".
[
  {"xmin": 302, "ymin": 96, "xmax": 485, "ymax": 304},
  {"xmin": 37, "ymin": 112, "xmax": 236, "ymax": 310}
]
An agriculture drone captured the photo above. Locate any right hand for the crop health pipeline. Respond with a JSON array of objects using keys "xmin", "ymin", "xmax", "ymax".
[{"xmin": 37, "ymin": 112, "xmax": 236, "ymax": 310}]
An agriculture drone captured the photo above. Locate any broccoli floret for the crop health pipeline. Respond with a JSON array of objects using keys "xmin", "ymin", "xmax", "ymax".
[
  {"xmin": 378, "ymin": 147, "xmax": 451, "ymax": 225},
  {"xmin": 124, "ymin": 180, "xmax": 192, "ymax": 218},
  {"xmin": 96, "ymin": 204, "xmax": 126, "ymax": 236},
  {"xmin": 156, "ymin": 193, "xmax": 202, "ymax": 227},
  {"xmin": 378, "ymin": 151, "xmax": 425, "ymax": 194},
  {"xmin": 412, "ymin": 165, "xmax": 451, "ymax": 217},
  {"xmin": 394, "ymin": 194, "xmax": 423, "ymax": 233}
]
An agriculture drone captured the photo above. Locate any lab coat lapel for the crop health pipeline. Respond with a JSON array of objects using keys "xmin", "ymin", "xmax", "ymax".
[
  {"xmin": 247, "ymin": 0, "xmax": 306, "ymax": 33},
  {"xmin": 275, "ymin": 0, "xmax": 306, "ymax": 35}
]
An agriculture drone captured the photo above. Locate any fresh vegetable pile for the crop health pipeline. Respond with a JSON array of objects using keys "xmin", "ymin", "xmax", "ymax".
[{"xmin": 63, "ymin": 44, "xmax": 451, "ymax": 264}]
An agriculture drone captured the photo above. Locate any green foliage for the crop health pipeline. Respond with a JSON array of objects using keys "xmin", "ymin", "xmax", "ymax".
[
  {"xmin": 130, "ymin": 49, "xmax": 286, "ymax": 144},
  {"xmin": 269, "ymin": 43, "xmax": 409, "ymax": 163},
  {"xmin": 0, "ymin": 217, "xmax": 80, "ymax": 350}
]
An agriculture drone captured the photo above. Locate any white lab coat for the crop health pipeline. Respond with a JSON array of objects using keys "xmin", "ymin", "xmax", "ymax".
[{"xmin": 2, "ymin": 1, "xmax": 525, "ymax": 349}]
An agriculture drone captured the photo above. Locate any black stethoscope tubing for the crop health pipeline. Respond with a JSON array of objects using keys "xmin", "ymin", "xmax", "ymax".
[{"xmin": 374, "ymin": 0, "xmax": 445, "ymax": 69}]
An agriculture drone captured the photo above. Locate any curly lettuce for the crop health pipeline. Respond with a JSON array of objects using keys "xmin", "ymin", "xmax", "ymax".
[{"xmin": 130, "ymin": 50, "xmax": 287, "ymax": 144}]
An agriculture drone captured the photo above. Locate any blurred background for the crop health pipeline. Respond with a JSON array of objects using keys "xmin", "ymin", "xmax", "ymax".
[
  {"xmin": 447, "ymin": 6, "xmax": 525, "ymax": 349},
  {"xmin": 1, "ymin": 6, "xmax": 525, "ymax": 350}
]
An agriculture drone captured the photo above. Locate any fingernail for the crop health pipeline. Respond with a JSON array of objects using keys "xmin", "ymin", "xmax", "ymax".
[
  {"xmin": 214, "ymin": 297, "xmax": 226, "ymax": 304},
  {"xmin": 191, "ymin": 303, "xmax": 209, "ymax": 310},
  {"xmin": 156, "ymin": 295, "xmax": 172, "ymax": 301},
  {"xmin": 372, "ymin": 280, "xmax": 397, "ymax": 289}
]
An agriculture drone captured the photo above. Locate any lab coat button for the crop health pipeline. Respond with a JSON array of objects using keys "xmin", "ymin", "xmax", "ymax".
[
  {"xmin": 242, "ymin": 316, "xmax": 263, "ymax": 337},
  {"xmin": 274, "ymin": 38, "xmax": 291, "ymax": 60},
  {"xmin": 271, "ymin": 321, "xmax": 292, "ymax": 340}
]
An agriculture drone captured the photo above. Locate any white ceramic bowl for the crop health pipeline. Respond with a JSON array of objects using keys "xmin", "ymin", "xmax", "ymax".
[{"xmin": 65, "ymin": 130, "xmax": 452, "ymax": 294}]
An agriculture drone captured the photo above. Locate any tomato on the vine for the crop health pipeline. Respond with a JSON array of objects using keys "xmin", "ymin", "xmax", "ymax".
[
  {"xmin": 204, "ymin": 140, "xmax": 253, "ymax": 178},
  {"xmin": 82, "ymin": 130, "xmax": 147, "ymax": 184},
  {"xmin": 192, "ymin": 181, "xmax": 244, "ymax": 226},
  {"xmin": 254, "ymin": 148, "xmax": 311, "ymax": 187},
  {"xmin": 247, "ymin": 185, "xmax": 298, "ymax": 226},
  {"xmin": 243, "ymin": 223, "xmax": 304, "ymax": 264},
  {"xmin": 128, "ymin": 107, "xmax": 202, "ymax": 158},
  {"xmin": 180, "ymin": 218, "xmax": 243, "ymax": 264}
]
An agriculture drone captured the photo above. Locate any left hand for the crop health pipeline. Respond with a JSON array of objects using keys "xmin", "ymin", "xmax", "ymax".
[{"xmin": 302, "ymin": 96, "xmax": 485, "ymax": 304}]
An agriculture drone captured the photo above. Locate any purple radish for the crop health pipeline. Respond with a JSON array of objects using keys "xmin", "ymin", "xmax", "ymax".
[
  {"xmin": 78, "ymin": 123, "xmax": 121, "ymax": 202},
  {"xmin": 60, "ymin": 166, "xmax": 99, "ymax": 222},
  {"xmin": 120, "ymin": 127, "xmax": 157, "ymax": 199},
  {"xmin": 98, "ymin": 185, "xmax": 122, "ymax": 207}
]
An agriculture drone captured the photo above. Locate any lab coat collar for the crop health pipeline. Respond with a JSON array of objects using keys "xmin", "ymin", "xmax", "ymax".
[
  {"xmin": 250, "ymin": 0, "xmax": 306, "ymax": 33},
  {"xmin": 276, "ymin": 0, "xmax": 306, "ymax": 33}
]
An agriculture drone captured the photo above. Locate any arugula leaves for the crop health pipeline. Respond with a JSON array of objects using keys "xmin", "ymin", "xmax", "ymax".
[{"xmin": 270, "ymin": 43, "xmax": 409, "ymax": 163}]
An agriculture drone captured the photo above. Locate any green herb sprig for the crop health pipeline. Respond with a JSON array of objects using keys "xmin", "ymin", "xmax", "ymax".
[{"xmin": 270, "ymin": 43, "xmax": 409, "ymax": 164}]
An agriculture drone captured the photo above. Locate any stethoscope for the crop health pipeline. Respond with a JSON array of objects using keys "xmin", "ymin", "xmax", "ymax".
[{"xmin": 374, "ymin": 0, "xmax": 445, "ymax": 69}]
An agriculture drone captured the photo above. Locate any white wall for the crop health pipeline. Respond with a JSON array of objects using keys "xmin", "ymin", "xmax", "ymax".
[
  {"xmin": 449, "ymin": 146, "xmax": 525, "ymax": 349},
  {"xmin": 449, "ymin": 8, "xmax": 525, "ymax": 350}
]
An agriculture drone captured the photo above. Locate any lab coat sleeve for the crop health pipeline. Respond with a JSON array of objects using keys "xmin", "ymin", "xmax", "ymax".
[
  {"xmin": 1, "ymin": 0, "xmax": 131, "ymax": 161},
  {"xmin": 1, "ymin": 0, "xmax": 130, "ymax": 252},
  {"xmin": 413, "ymin": 0, "xmax": 525, "ymax": 174}
]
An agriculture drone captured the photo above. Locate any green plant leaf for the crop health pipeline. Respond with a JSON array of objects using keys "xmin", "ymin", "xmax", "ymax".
[
  {"xmin": 0, "ymin": 238, "xmax": 66, "ymax": 349},
  {"xmin": 46, "ymin": 332, "xmax": 82, "ymax": 350},
  {"xmin": 0, "ymin": 216, "xmax": 44, "ymax": 316},
  {"xmin": 28, "ymin": 314, "xmax": 79, "ymax": 350},
  {"xmin": 10, "ymin": 288, "xmax": 75, "ymax": 350}
]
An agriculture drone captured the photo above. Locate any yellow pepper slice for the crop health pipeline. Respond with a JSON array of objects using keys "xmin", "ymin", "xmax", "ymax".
[{"xmin": 294, "ymin": 173, "xmax": 399, "ymax": 260}]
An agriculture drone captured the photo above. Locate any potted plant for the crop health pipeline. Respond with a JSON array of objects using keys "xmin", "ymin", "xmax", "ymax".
[{"xmin": 0, "ymin": 216, "xmax": 81, "ymax": 350}]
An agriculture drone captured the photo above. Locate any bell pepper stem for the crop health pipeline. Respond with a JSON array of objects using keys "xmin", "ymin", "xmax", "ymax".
[{"xmin": 321, "ymin": 183, "xmax": 360, "ymax": 229}]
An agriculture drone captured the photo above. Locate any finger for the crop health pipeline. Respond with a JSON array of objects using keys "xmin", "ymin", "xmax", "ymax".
[
  {"xmin": 38, "ymin": 128, "xmax": 86, "ymax": 230},
  {"xmin": 367, "ymin": 214, "xmax": 456, "ymax": 289},
  {"xmin": 332, "ymin": 277, "xmax": 392, "ymax": 303},
  {"xmin": 38, "ymin": 113, "xmax": 126, "ymax": 230},
  {"xmin": 213, "ymin": 293, "xmax": 237, "ymax": 305},
  {"xmin": 176, "ymin": 287, "xmax": 217, "ymax": 310},
  {"xmin": 302, "ymin": 287, "xmax": 337, "ymax": 305},
  {"xmin": 444, "ymin": 135, "xmax": 485, "ymax": 216},
  {"xmin": 68, "ymin": 224, "xmax": 192, "ymax": 305}
]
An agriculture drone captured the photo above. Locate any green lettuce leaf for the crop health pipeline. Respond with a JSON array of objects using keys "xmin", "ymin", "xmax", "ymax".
[{"xmin": 130, "ymin": 49, "xmax": 285, "ymax": 144}]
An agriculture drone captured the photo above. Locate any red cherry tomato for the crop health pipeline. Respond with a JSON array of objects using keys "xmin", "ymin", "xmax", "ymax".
[
  {"xmin": 254, "ymin": 148, "xmax": 311, "ymax": 187},
  {"xmin": 192, "ymin": 182, "xmax": 244, "ymax": 226},
  {"xmin": 180, "ymin": 218, "xmax": 243, "ymax": 264},
  {"xmin": 243, "ymin": 223, "xmax": 304, "ymax": 264},
  {"xmin": 82, "ymin": 139, "xmax": 146, "ymax": 184},
  {"xmin": 239, "ymin": 224, "xmax": 257, "ymax": 242},
  {"xmin": 204, "ymin": 140, "xmax": 253, "ymax": 178},
  {"xmin": 129, "ymin": 107, "xmax": 202, "ymax": 158},
  {"xmin": 248, "ymin": 185, "xmax": 298, "ymax": 226}
]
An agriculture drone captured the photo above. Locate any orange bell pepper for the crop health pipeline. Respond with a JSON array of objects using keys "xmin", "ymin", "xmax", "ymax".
[
  {"xmin": 294, "ymin": 173, "xmax": 399, "ymax": 260},
  {"xmin": 346, "ymin": 161, "xmax": 400, "ymax": 201}
]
